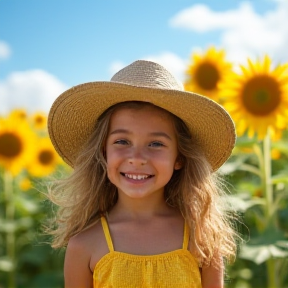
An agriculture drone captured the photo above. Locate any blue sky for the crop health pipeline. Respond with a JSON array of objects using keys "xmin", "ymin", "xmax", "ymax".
[{"xmin": 0, "ymin": 0, "xmax": 287, "ymax": 114}]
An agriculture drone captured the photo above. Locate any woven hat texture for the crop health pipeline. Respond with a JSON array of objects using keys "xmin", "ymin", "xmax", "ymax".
[{"xmin": 48, "ymin": 60, "xmax": 236, "ymax": 171}]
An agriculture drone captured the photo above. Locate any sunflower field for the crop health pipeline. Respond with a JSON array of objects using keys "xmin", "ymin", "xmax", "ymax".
[
  {"xmin": 0, "ymin": 48, "xmax": 288, "ymax": 288},
  {"xmin": 0, "ymin": 111, "xmax": 67, "ymax": 288},
  {"xmin": 185, "ymin": 48, "xmax": 288, "ymax": 288}
]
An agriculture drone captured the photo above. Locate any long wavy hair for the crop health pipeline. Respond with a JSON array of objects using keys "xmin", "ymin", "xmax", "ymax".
[{"xmin": 46, "ymin": 101, "xmax": 238, "ymax": 268}]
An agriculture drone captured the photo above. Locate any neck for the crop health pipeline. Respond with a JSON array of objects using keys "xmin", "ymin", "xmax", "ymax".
[{"xmin": 109, "ymin": 193, "xmax": 173, "ymax": 221}]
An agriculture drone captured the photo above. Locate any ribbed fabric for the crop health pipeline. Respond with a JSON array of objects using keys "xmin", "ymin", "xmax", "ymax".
[{"xmin": 93, "ymin": 217, "xmax": 202, "ymax": 288}]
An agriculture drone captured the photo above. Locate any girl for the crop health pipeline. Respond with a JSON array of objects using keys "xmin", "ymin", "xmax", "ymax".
[{"xmin": 47, "ymin": 60, "xmax": 238, "ymax": 288}]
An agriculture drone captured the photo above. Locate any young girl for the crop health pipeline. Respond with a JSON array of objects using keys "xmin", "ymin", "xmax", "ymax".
[{"xmin": 47, "ymin": 60, "xmax": 238, "ymax": 288}]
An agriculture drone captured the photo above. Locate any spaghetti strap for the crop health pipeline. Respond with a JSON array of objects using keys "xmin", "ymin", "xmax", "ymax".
[
  {"xmin": 101, "ymin": 216, "xmax": 114, "ymax": 252},
  {"xmin": 182, "ymin": 221, "xmax": 190, "ymax": 250}
]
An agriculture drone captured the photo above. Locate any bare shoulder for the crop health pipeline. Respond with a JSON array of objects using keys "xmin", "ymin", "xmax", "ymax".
[
  {"xmin": 68, "ymin": 219, "xmax": 102, "ymax": 250},
  {"xmin": 66, "ymin": 218, "xmax": 109, "ymax": 272},
  {"xmin": 64, "ymin": 218, "xmax": 109, "ymax": 287}
]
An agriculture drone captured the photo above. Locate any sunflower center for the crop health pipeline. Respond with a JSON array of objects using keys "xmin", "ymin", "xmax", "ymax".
[
  {"xmin": 35, "ymin": 116, "xmax": 44, "ymax": 125},
  {"xmin": 195, "ymin": 62, "xmax": 220, "ymax": 90},
  {"xmin": 39, "ymin": 150, "xmax": 54, "ymax": 165},
  {"xmin": 242, "ymin": 75, "xmax": 281, "ymax": 115},
  {"xmin": 0, "ymin": 132, "xmax": 22, "ymax": 158},
  {"xmin": 18, "ymin": 112, "xmax": 26, "ymax": 119}
]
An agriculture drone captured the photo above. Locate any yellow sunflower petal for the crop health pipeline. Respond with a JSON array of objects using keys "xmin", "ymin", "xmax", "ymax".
[
  {"xmin": 247, "ymin": 126, "xmax": 256, "ymax": 139},
  {"xmin": 271, "ymin": 148, "xmax": 281, "ymax": 160},
  {"xmin": 0, "ymin": 117, "xmax": 37, "ymax": 176},
  {"xmin": 8, "ymin": 109, "xmax": 27, "ymax": 121},
  {"xmin": 30, "ymin": 112, "xmax": 47, "ymax": 130},
  {"xmin": 247, "ymin": 58, "xmax": 257, "ymax": 74},
  {"xmin": 20, "ymin": 178, "xmax": 32, "ymax": 191},
  {"xmin": 221, "ymin": 56, "xmax": 288, "ymax": 140},
  {"xmin": 185, "ymin": 46, "xmax": 232, "ymax": 102},
  {"xmin": 263, "ymin": 55, "xmax": 271, "ymax": 73},
  {"xmin": 27, "ymin": 137, "xmax": 62, "ymax": 177},
  {"xmin": 236, "ymin": 119, "xmax": 248, "ymax": 137}
]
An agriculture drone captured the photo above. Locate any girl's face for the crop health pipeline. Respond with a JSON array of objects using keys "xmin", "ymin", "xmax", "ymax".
[{"xmin": 105, "ymin": 105, "xmax": 181, "ymax": 200}]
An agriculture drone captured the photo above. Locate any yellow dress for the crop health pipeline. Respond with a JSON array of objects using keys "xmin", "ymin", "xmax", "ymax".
[{"xmin": 93, "ymin": 217, "xmax": 202, "ymax": 288}]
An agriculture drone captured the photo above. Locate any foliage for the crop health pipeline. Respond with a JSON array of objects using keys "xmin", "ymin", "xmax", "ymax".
[
  {"xmin": 186, "ymin": 49, "xmax": 288, "ymax": 287},
  {"xmin": 0, "ymin": 111, "xmax": 67, "ymax": 287},
  {"xmin": 223, "ymin": 133, "xmax": 288, "ymax": 288}
]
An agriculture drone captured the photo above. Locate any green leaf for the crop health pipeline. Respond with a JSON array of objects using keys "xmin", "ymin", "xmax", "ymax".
[
  {"xmin": 236, "ymin": 136, "xmax": 259, "ymax": 147},
  {"xmin": 226, "ymin": 194, "xmax": 265, "ymax": 213},
  {"xmin": 0, "ymin": 256, "xmax": 15, "ymax": 272},
  {"xmin": 240, "ymin": 244, "xmax": 288, "ymax": 264},
  {"xmin": 0, "ymin": 219, "xmax": 16, "ymax": 233},
  {"xmin": 271, "ymin": 141, "xmax": 288, "ymax": 156},
  {"xmin": 15, "ymin": 194, "xmax": 39, "ymax": 213},
  {"xmin": 0, "ymin": 217, "xmax": 33, "ymax": 233},
  {"xmin": 30, "ymin": 271, "xmax": 63, "ymax": 288},
  {"xmin": 239, "ymin": 225, "xmax": 288, "ymax": 264},
  {"xmin": 276, "ymin": 240, "xmax": 288, "ymax": 249},
  {"xmin": 271, "ymin": 173, "xmax": 288, "ymax": 184},
  {"xmin": 220, "ymin": 155, "xmax": 251, "ymax": 174}
]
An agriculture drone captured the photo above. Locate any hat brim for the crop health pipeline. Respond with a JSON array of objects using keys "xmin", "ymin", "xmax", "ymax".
[{"xmin": 48, "ymin": 81, "xmax": 236, "ymax": 171}]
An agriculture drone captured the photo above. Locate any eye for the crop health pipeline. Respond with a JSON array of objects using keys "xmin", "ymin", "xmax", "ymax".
[
  {"xmin": 149, "ymin": 141, "xmax": 165, "ymax": 147},
  {"xmin": 114, "ymin": 139, "xmax": 129, "ymax": 145}
]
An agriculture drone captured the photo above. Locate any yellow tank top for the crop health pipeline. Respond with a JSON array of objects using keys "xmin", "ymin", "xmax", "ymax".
[{"xmin": 93, "ymin": 217, "xmax": 202, "ymax": 288}]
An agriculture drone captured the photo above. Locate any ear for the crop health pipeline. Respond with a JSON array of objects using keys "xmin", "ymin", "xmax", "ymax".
[{"xmin": 174, "ymin": 157, "xmax": 183, "ymax": 170}]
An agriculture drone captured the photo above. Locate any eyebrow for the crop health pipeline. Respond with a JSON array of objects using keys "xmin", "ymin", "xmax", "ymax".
[{"xmin": 109, "ymin": 129, "xmax": 172, "ymax": 140}]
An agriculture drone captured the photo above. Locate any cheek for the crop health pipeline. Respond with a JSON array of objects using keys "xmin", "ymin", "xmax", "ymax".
[
  {"xmin": 105, "ymin": 149, "xmax": 126, "ymax": 176},
  {"xmin": 157, "ymin": 155, "xmax": 178, "ymax": 174},
  {"xmin": 105, "ymin": 145, "xmax": 115, "ymax": 161},
  {"xmin": 106, "ymin": 149, "xmax": 122, "ymax": 164}
]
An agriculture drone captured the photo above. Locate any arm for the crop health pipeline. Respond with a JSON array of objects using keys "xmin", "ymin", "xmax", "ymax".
[
  {"xmin": 64, "ymin": 236, "xmax": 93, "ymax": 288},
  {"xmin": 201, "ymin": 261, "xmax": 224, "ymax": 288}
]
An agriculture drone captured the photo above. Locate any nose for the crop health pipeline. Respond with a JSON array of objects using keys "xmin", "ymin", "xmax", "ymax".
[{"xmin": 128, "ymin": 147, "xmax": 147, "ymax": 166}]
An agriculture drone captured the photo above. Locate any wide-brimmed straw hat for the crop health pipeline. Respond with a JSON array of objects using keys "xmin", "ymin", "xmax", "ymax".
[{"xmin": 48, "ymin": 60, "xmax": 236, "ymax": 171}]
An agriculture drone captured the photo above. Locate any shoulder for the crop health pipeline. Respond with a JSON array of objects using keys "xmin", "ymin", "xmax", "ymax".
[
  {"xmin": 64, "ymin": 220, "xmax": 104, "ymax": 288},
  {"xmin": 66, "ymin": 218, "xmax": 109, "ymax": 271},
  {"xmin": 68, "ymin": 219, "xmax": 102, "ymax": 249}
]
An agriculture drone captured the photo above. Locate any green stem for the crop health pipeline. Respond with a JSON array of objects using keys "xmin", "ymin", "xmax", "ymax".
[
  {"xmin": 253, "ymin": 143, "xmax": 265, "ymax": 182},
  {"xmin": 263, "ymin": 131, "xmax": 277, "ymax": 288},
  {"xmin": 263, "ymin": 132, "xmax": 273, "ymax": 220},
  {"xmin": 266, "ymin": 258, "xmax": 277, "ymax": 288},
  {"xmin": 4, "ymin": 170, "xmax": 16, "ymax": 288}
]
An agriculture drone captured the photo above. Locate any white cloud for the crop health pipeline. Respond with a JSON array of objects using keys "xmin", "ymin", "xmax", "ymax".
[
  {"xmin": 0, "ymin": 70, "xmax": 68, "ymax": 115},
  {"xmin": 109, "ymin": 52, "xmax": 187, "ymax": 84},
  {"xmin": 170, "ymin": 0, "xmax": 288, "ymax": 64},
  {"xmin": 0, "ymin": 41, "xmax": 12, "ymax": 60}
]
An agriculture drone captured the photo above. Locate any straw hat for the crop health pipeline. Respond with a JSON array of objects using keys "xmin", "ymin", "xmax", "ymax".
[{"xmin": 48, "ymin": 60, "xmax": 236, "ymax": 171}]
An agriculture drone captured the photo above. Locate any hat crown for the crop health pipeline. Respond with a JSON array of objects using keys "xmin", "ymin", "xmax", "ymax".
[{"xmin": 111, "ymin": 60, "xmax": 184, "ymax": 91}]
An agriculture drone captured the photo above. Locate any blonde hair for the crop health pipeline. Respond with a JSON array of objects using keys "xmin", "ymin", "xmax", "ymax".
[{"xmin": 46, "ymin": 101, "xmax": 238, "ymax": 269}]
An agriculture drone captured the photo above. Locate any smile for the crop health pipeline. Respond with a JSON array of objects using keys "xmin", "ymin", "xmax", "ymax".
[{"xmin": 123, "ymin": 173, "xmax": 152, "ymax": 180}]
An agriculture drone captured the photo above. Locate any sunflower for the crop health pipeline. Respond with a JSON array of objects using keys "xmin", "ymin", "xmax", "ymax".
[
  {"xmin": 271, "ymin": 148, "xmax": 281, "ymax": 160},
  {"xmin": 19, "ymin": 178, "xmax": 32, "ymax": 191},
  {"xmin": 0, "ymin": 117, "xmax": 36, "ymax": 175},
  {"xmin": 184, "ymin": 47, "xmax": 232, "ymax": 101},
  {"xmin": 220, "ymin": 56, "xmax": 288, "ymax": 140},
  {"xmin": 27, "ymin": 137, "xmax": 62, "ymax": 177},
  {"xmin": 30, "ymin": 112, "xmax": 47, "ymax": 130},
  {"xmin": 8, "ymin": 109, "xmax": 28, "ymax": 121}
]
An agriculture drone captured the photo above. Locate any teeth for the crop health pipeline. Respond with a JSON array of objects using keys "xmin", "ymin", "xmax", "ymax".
[{"xmin": 125, "ymin": 174, "xmax": 149, "ymax": 180}]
